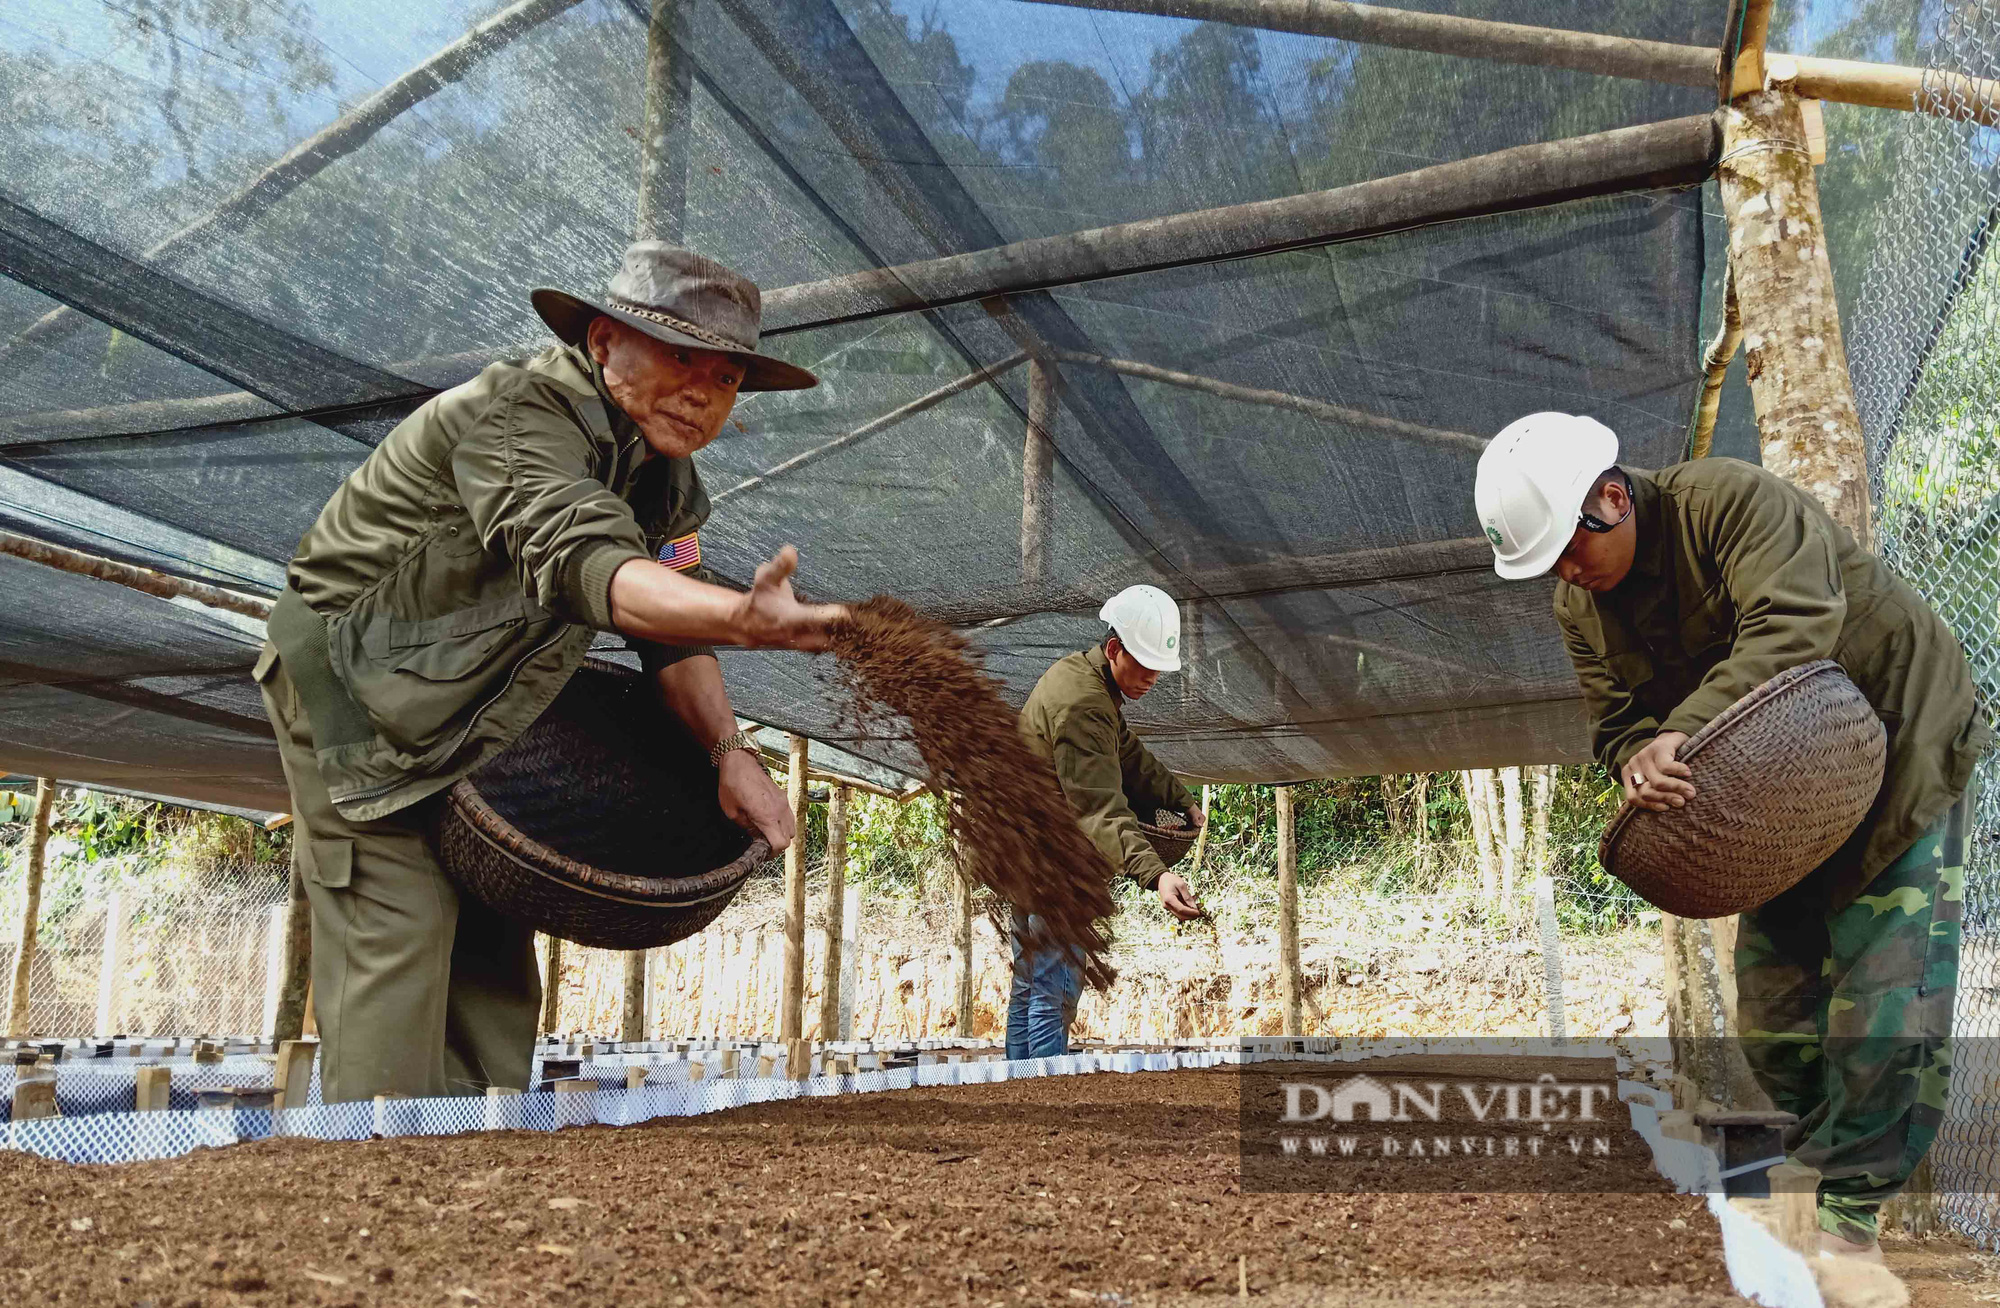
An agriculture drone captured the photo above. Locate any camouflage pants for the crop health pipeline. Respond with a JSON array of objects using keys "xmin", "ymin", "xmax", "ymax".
[{"xmin": 1736, "ymin": 809, "xmax": 1965, "ymax": 1245}]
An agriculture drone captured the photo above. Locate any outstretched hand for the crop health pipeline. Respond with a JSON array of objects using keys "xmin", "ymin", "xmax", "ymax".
[
  {"xmin": 737, "ymin": 545, "xmax": 847, "ymax": 652},
  {"xmin": 1158, "ymin": 872, "xmax": 1204, "ymax": 921}
]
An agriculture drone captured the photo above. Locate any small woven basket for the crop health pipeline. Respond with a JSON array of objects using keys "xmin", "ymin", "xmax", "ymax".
[
  {"xmin": 435, "ymin": 659, "xmax": 767, "ymax": 950},
  {"xmin": 1140, "ymin": 809, "xmax": 1198, "ymax": 869},
  {"xmin": 1598, "ymin": 660, "xmax": 1886, "ymax": 918}
]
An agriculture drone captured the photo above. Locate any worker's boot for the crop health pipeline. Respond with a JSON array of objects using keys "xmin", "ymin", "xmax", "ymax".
[{"xmin": 1818, "ymin": 1230, "xmax": 1885, "ymax": 1263}]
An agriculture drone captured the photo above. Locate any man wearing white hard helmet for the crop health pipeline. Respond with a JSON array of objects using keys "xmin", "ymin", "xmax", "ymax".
[
  {"xmin": 1010, "ymin": 584, "xmax": 1206, "ymax": 1059},
  {"xmin": 1476, "ymin": 412, "xmax": 1988, "ymax": 1261}
]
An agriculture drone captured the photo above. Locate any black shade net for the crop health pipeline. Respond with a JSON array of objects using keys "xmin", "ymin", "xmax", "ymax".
[{"xmin": 0, "ymin": 0, "xmax": 1839, "ymax": 811}]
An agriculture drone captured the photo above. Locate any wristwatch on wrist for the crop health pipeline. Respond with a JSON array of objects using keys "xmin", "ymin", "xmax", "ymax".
[{"xmin": 708, "ymin": 729, "xmax": 758, "ymax": 769}]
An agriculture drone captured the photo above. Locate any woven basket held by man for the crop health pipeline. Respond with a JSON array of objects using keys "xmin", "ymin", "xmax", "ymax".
[
  {"xmin": 1477, "ymin": 414, "xmax": 1992, "ymax": 1262},
  {"xmin": 1010, "ymin": 585, "xmax": 1207, "ymax": 1060},
  {"xmin": 258, "ymin": 245, "xmax": 844, "ymax": 1104}
]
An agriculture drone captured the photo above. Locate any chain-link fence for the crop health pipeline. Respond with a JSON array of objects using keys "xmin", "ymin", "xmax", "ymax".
[
  {"xmin": 0, "ymin": 856, "xmax": 289, "ymax": 1039},
  {"xmin": 1849, "ymin": 0, "xmax": 2000, "ymax": 1249}
]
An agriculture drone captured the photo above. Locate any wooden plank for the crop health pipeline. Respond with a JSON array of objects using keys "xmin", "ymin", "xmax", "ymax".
[
  {"xmin": 540, "ymin": 935, "xmax": 564, "ymax": 1035},
  {"xmin": 274, "ymin": 1039, "xmax": 316, "ymax": 1111},
  {"xmin": 951, "ymin": 868, "xmax": 974, "ymax": 1037},
  {"xmin": 134, "ymin": 1065, "xmax": 172, "ymax": 1113},
  {"xmin": 1275, "ymin": 785, "xmax": 1302, "ymax": 1036},
  {"xmin": 622, "ymin": 950, "xmax": 648, "ymax": 1043},
  {"xmin": 5, "ymin": 778, "xmax": 52, "ymax": 1038},
  {"xmin": 271, "ymin": 867, "xmax": 312, "ymax": 1043},
  {"xmin": 1729, "ymin": 0, "xmax": 1777, "ymax": 99},
  {"xmin": 12, "ymin": 1076, "xmax": 57, "ymax": 1122},
  {"xmin": 781, "ymin": 735, "xmax": 809, "ymax": 1041}
]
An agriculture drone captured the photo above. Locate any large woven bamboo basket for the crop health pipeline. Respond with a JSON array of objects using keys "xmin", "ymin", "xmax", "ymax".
[
  {"xmin": 1140, "ymin": 810, "xmax": 1197, "ymax": 869},
  {"xmin": 435, "ymin": 659, "xmax": 768, "ymax": 950},
  {"xmin": 1598, "ymin": 660, "xmax": 1886, "ymax": 918}
]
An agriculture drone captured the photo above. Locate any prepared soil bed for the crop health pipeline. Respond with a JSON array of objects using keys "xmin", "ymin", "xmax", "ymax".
[{"xmin": 0, "ymin": 1065, "xmax": 1743, "ymax": 1306}]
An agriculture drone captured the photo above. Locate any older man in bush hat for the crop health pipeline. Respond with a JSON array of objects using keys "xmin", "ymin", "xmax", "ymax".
[
  {"xmin": 1475, "ymin": 414, "xmax": 1990, "ymax": 1260},
  {"xmin": 257, "ymin": 244, "xmax": 841, "ymax": 1103}
]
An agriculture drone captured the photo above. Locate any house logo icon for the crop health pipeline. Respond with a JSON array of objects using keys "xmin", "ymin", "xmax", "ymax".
[{"xmin": 1328, "ymin": 1075, "xmax": 1395, "ymax": 1122}]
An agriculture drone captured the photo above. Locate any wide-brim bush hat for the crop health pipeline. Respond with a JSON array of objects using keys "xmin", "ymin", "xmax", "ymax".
[{"xmin": 532, "ymin": 242, "xmax": 818, "ymax": 392}]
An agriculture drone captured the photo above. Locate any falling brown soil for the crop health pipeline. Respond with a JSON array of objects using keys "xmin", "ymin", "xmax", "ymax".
[
  {"xmin": 830, "ymin": 596, "xmax": 1118, "ymax": 988},
  {"xmin": 0, "ymin": 1064, "xmax": 1745, "ymax": 1306}
]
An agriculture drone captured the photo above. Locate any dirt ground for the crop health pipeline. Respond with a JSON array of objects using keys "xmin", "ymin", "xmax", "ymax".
[
  {"xmin": 1883, "ymin": 1231, "xmax": 2000, "ymax": 1307},
  {"xmin": 0, "ymin": 1065, "xmax": 1749, "ymax": 1306}
]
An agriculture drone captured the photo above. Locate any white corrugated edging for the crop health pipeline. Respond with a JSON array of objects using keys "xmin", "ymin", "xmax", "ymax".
[
  {"xmin": 2, "ymin": 1049, "xmax": 1228, "ymax": 1165},
  {"xmin": 1622, "ymin": 1082, "xmax": 1825, "ymax": 1308}
]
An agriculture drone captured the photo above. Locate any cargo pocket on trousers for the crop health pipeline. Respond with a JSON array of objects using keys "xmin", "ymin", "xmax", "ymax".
[{"xmin": 305, "ymin": 838, "xmax": 353, "ymax": 890}]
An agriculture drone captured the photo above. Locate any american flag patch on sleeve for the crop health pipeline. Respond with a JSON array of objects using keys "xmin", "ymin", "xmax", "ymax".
[{"xmin": 658, "ymin": 531, "xmax": 701, "ymax": 571}]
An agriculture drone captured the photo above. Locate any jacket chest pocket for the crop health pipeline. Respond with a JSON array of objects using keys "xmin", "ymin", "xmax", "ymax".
[
  {"xmin": 429, "ymin": 502, "xmax": 485, "ymax": 558},
  {"xmin": 373, "ymin": 596, "xmax": 541, "ymax": 684}
]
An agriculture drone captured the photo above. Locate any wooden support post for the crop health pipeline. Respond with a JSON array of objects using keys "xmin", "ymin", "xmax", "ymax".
[
  {"xmin": 12, "ymin": 1076, "xmax": 57, "ymax": 1122},
  {"xmin": 274, "ymin": 1039, "xmax": 316, "ymax": 1110},
  {"xmin": 781, "ymin": 734, "xmax": 809, "ymax": 1042},
  {"xmin": 5, "ymin": 778, "xmax": 53, "ymax": 1039},
  {"xmin": 951, "ymin": 867, "xmax": 974, "ymax": 1036},
  {"xmin": 838, "ymin": 885, "xmax": 859, "ymax": 1041},
  {"xmin": 1021, "ymin": 356, "xmax": 1057, "ymax": 582},
  {"xmin": 134, "ymin": 1065, "xmax": 171, "ymax": 1112},
  {"xmin": 1718, "ymin": 79, "xmax": 1874, "ymax": 546},
  {"xmin": 539, "ymin": 934, "xmax": 564, "ymax": 1035},
  {"xmin": 1661, "ymin": 914, "xmax": 1766, "ymax": 1109},
  {"xmin": 819, "ymin": 786, "xmax": 850, "ymax": 1042},
  {"xmin": 625, "ymin": 1065, "xmax": 648, "ymax": 1091},
  {"xmin": 93, "ymin": 891, "xmax": 126, "ymax": 1038},
  {"xmin": 1190, "ymin": 784, "xmax": 1213, "ymax": 874},
  {"xmin": 271, "ymin": 867, "xmax": 312, "ymax": 1043},
  {"xmin": 622, "ymin": 950, "xmax": 648, "ymax": 1043},
  {"xmin": 1275, "ymin": 785, "xmax": 1302, "ymax": 1037}
]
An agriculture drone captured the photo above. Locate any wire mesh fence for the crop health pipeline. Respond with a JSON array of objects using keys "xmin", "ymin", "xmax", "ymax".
[
  {"xmin": 0, "ymin": 856, "xmax": 289, "ymax": 1039},
  {"xmin": 1849, "ymin": 0, "xmax": 2000, "ymax": 1249}
]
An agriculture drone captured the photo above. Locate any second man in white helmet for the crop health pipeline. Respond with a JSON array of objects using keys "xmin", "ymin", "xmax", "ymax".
[{"xmin": 1010, "ymin": 583, "xmax": 1207, "ymax": 1059}]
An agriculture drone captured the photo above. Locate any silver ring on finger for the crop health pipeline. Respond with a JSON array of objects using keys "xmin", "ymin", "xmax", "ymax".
[{"xmin": 1634, "ymin": 773, "xmax": 1646, "ymax": 786}]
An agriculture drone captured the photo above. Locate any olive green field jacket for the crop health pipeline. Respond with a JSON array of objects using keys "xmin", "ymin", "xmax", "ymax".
[
  {"xmin": 1019, "ymin": 645, "xmax": 1197, "ymax": 890},
  {"xmin": 260, "ymin": 344, "xmax": 715, "ymax": 821},
  {"xmin": 1555, "ymin": 459, "xmax": 1991, "ymax": 907}
]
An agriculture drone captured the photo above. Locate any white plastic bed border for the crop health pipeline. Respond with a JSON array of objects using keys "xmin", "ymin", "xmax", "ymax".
[{"xmin": 2, "ymin": 1038, "xmax": 1822, "ymax": 1307}]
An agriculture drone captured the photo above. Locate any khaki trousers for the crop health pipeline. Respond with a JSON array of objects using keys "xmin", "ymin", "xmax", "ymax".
[{"xmin": 258, "ymin": 651, "xmax": 541, "ymax": 1103}]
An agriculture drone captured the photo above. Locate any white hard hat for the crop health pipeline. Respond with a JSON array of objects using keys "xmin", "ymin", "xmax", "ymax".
[
  {"xmin": 1099, "ymin": 584, "xmax": 1182, "ymax": 672},
  {"xmin": 1474, "ymin": 412, "xmax": 1620, "ymax": 580}
]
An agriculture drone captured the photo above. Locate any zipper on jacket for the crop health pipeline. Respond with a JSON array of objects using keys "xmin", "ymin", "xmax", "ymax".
[{"xmin": 441, "ymin": 624, "xmax": 575, "ymax": 763}]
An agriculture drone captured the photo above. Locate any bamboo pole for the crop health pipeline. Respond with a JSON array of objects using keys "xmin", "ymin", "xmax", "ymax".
[
  {"xmin": 271, "ymin": 864, "xmax": 312, "ymax": 1043},
  {"xmin": 1021, "ymin": 356, "xmax": 1057, "ymax": 583},
  {"xmin": 634, "ymin": 0, "xmax": 689, "ymax": 243},
  {"xmin": 6, "ymin": 779, "xmax": 54, "ymax": 1039},
  {"xmin": 1719, "ymin": 77, "xmax": 1875, "ymax": 546},
  {"xmin": 780, "ymin": 734, "xmax": 809, "ymax": 1042},
  {"xmin": 712, "ymin": 353, "xmax": 1028, "ymax": 505},
  {"xmin": 819, "ymin": 785, "xmax": 849, "ymax": 1041},
  {"xmin": 1054, "ymin": 352, "xmax": 1487, "ymax": 454},
  {"xmin": 1016, "ymin": 0, "xmax": 2000, "ymax": 125},
  {"xmin": 1690, "ymin": 268, "xmax": 1742, "ymax": 459},
  {"xmin": 764, "ymin": 115, "xmax": 1716, "ymax": 332},
  {"xmin": 951, "ymin": 866, "xmax": 974, "ymax": 1036},
  {"xmin": 1728, "ymin": 0, "xmax": 1779, "ymax": 100},
  {"xmin": 0, "ymin": 0, "xmax": 588, "ymax": 369},
  {"xmin": 1274, "ymin": 785, "xmax": 1302, "ymax": 1037},
  {"xmin": 0, "ymin": 528, "xmax": 273, "ymax": 620},
  {"xmin": 540, "ymin": 935, "xmax": 564, "ymax": 1035},
  {"xmin": 1190, "ymin": 783, "xmax": 1213, "ymax": 875}
]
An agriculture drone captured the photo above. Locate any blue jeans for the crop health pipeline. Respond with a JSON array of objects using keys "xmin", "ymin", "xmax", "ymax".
[{"xmin": 1006, "ymin": 907, "xmax": 1081, "ymax": 1060}]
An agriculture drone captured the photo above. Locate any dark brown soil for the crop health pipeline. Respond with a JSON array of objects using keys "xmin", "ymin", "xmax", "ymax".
[
  {"xmin": 830, "ymin": 597, "xmax": 1117, "ymax": 987},
  {"xmin": 0, "ymin": 1066, "xmax": 1742, "ymax": 1306},
  {"xmin": 1882, "ymin": 1229, "xmax": 2000, "ymax": 1307}
]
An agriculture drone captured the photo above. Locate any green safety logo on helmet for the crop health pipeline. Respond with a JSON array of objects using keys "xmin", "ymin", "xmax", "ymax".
[
  {"xmin": 1166, "ymin": 635, "xmax": 1177, "ymax": 649},
  {"xmin": 1484, "ymin": 524, "xmax": 1505, "ymax": 550}
]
